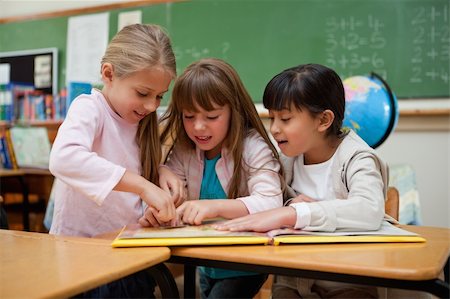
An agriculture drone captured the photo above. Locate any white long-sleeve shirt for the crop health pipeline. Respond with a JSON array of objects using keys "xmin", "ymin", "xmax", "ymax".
[
  {"xmin": 49, "ymin": 89, "xmax": 143, "ymax": 237},
  {"xmin": 284, "ymin": 130, "xmax": 389, "ymax": 232}
]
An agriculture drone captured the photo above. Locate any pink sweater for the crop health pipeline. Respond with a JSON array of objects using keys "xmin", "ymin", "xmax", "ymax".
[
  {"xmin": 49, "ymin": 89, "xmax": 143, "ymax": 237},
  {"xmin": 165, "ymin": 131, "xmax": 283, "ymax": 214}
]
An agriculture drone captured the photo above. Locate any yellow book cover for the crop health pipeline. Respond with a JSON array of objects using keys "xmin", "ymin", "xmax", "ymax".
[
  {"xmin": 111, "ymin": 221, "xmax": 425, "ymax": 248},
  {"xmin": 269, "ymin": 221, "xmax": 426, "ymax": 245},
  {"xmin": 111, "ymin": 223, "xmax": 270, "ymax": 248}
]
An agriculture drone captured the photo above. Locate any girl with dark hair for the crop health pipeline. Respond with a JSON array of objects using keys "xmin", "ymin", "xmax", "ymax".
[{"xmin": 217, "ymin": 63, "xmax": 389, "ymax": 298}]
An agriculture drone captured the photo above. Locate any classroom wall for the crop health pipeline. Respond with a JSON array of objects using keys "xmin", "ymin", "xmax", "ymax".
[{"xmin": 377, "ymin": 130, "xmax": 450, "ymax": 228}]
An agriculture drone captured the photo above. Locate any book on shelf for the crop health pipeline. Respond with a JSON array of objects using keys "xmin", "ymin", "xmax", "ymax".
[
  {"xmin": 111, "ymin": 220, "xmax": 426, "ymax": 248},
  {"xmin": 0, "ymin": 82, "xmax": 34, "ymax": 122},
  {"xmin": 4, "ymin": 129, "xmax": 18, "ymax": 169},
  {"xmin": 0, "ymin": 134, "xmax": 5, "ymax": 168},
  {"xmin": 18, "ymin": 91, "xmax": 46, "ymax": 121},
  {"xmin": 8, "ymin": 126, "xmax": 51, "ymax": 169},
  {"xmin": 53, "ymin": 89, "xmax": 67, "ymax": 120},
  {"xmin": 0, "ymin": 82, "xmax": 68, "ymax": 122},
  {"xmin": 0, "ymin": 131, "xmax": 13, "ymax": 169}
]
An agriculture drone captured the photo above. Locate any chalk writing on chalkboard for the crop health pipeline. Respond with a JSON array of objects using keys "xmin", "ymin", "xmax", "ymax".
[
  {"xmin": 173, "ymin": 41, "xmax": 231, "ymax": 74},
  {"xmin": 409, "ymin": 5, "xmax": 449, "ymax": 85},
  {"xmin": 325, "ymin": 15, "xmax": 388, "ymax": 80}
]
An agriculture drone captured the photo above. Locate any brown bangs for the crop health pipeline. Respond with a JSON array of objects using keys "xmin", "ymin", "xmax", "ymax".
[{"xmin": 172, "ymin": 64, "xmax": 231, "ymax": 112}]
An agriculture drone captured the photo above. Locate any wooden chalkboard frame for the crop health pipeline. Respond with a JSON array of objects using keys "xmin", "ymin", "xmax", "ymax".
[{"xmin": 0, "ymin": 0, "xmax": 171, "ymax": 24}]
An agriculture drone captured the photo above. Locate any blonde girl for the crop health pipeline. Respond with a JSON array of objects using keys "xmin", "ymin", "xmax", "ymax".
[{"xmin": 49, "ymin": 24, "xmax": 182, "ymax": 297}]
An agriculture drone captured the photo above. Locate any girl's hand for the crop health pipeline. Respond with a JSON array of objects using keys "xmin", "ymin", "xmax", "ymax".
[
  {"xmin": 214, "ymin": 207, "xmax": 297, "ymax": 232},
  {"xmin": 139, "ymin": 206, "xmax": 184, "ymax": 227},
  {"xmin": 139, "ymin": 206, "xmax": 164, "ymax": 227},
  {"xmin": 139, "ymin": 184, "xmax": 176, "ymax": 223},
  {"xmin": 289, "ymin": 194, "xmax": 317, "ymax": 204},
  {"xmin": 176, "ymin": 200, "xmax": 223, "ymax": 225},
  {"xmin": 114, "ymin": 170, "xmax": 176, "ymax": 222},
  {"xmin": 159, "ymin": 166, "xmax": 186, "ymax": 207}
]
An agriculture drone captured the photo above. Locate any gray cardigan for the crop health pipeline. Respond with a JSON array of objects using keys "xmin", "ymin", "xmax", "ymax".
[{"xmin": 282, "ymin": 130, "xmax": 389, "ymax": 232}]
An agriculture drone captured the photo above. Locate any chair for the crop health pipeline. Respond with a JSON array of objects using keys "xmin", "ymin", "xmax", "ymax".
[{"xmin": 385, "ymin": 186, "xmax": 400, "ymax": 221}]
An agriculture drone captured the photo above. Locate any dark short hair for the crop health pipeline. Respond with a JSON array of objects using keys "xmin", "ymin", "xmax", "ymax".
[{"xmin": 263, "ymin": 63, "xmax": 345, "ymax": 137}]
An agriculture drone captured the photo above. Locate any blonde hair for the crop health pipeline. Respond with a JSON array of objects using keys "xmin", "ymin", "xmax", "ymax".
[
  {"xmin": 160, "ymin": 58, "xmax": 281, "ymax": 198},
  {"xmin": 101, "ymin": 24, "xmax": 176, "ymax": 184}
]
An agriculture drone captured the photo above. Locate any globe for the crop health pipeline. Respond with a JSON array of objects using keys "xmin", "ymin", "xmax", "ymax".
[{"xmin": 343, "ymin": 73, "xmax": 399, "ymax": 148}]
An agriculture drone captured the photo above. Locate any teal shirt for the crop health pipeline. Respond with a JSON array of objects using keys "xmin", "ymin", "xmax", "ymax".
[
  {"xmin": 199, "ymin": 155, "xmax": 256, "ymax": 279},
  {"xmin": 199, "ymin": 155, "xmax": 227, "ymax": 200}
]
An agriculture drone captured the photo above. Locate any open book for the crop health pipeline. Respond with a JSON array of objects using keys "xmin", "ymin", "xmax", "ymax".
[{"xmin": 111, "ymin": 221, "xmax": 425, "ymax": 248}]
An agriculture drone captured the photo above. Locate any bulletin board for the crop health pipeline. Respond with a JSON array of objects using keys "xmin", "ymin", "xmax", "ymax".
[{"xmin": 0, "ymin": 48, "xmax": 58, "ymax": 94}]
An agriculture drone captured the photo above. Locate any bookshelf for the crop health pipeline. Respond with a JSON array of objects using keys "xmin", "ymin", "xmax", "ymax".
[{"xmin": 0, "ymin": 120, "xmax": 60, "ymax": 232}]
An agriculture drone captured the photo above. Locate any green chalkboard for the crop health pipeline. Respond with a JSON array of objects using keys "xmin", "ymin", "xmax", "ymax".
[{"xmin": 0, "ymin": 0, "xmax": 449, "ymax": 103}]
